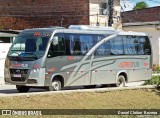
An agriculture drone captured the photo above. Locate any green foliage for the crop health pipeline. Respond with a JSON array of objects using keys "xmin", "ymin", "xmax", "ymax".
[
  {"xmin": 144, "ymin": 76, "xmax": 160, "ymax": 85},
  {"xmin": 152, "ymin": 64, "xmax": 160, "ymax": 73},
  {"xmin": 133, "ymin": 1, "xmax": 148, "ymax": 10}
]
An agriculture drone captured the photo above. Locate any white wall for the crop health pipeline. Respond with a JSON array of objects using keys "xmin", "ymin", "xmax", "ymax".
[{"xmin": 0, "ymin": 43, "xmax": 12, "ymax": 85}]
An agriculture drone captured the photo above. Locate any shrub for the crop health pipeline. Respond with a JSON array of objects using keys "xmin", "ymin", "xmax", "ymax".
[
  {"xmin": 152, "ymin": 64, "xmax": 160, "ymax": 73},
  {"xmin": 144, "ymin": 76, "xmax": 160, "ymax": 85}
]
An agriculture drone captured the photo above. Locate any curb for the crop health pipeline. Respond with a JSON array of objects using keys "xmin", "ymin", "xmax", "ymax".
[{"xmin": 152, "ymin": 74, "xmax": 160, "ymax": 76}]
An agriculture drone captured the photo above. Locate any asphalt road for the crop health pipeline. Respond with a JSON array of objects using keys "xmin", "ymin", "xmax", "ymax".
[{"xmin": 0, "ymin": 81, "xmax": 146, "ymax": 97}]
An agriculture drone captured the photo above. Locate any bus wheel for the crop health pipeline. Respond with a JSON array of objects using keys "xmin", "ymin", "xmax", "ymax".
[
  {"xmin": 16, "ymin": 85, "xmax": 30, "ymax": 93},
  {"xmin": 47, "ymin": 79, "xmax": 61, "ymax": 91},
  {"xmin": 83, "ymin": 85, "xmax": 96, "ymax": 89},
  {"xmin": 116, "ymin": 75, "xmax": 126, "ymax": 87}
]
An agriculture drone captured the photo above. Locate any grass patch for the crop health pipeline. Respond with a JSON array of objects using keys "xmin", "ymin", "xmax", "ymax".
[
  {"xmin": 0, "ymin": 89, "xmax": 159, "ymax": 117},
  {"xmin": 0, "ymin": 89, "xmax": 159, "ymax": 109}
]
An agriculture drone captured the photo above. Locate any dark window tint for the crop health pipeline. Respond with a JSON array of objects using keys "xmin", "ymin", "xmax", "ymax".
[
  {"xmin": 48, "ymin": 33, "xmax": 65, "ymax": 58},
  {"xmin": 143, "ymin": 36, "xmax": 151, "ymax": 55},
  {"xmin": 64, "ymin": 34, "xmax": 80, "ymax": 55},
  {"xmin": 110, "ymin": 36, "xmax": 124, "ymax": 55},
  {"xmin": 123, "ymin": 36, "xmax": 151, "ymax": 55},
  {"xmin": 95, "ymin": 36, "xmax": 124, "ymax": 56},
  {"xmin": 64, "ymin": 34, "xmax": 95, "ymax": 55},
  {"xmin": 80, "ymin": 35, "xmax": 94, "ymax": 55},
  {"xmin": 0, "ymin": 37, "xmax": 13, "ymax": 43},
  {"xmin": 99, "ymin": 3, "xmax": 107, "ymax": 15},
  {"xmin": 95, "ymin": 35, "xmax": 111, "ymax": 55}
]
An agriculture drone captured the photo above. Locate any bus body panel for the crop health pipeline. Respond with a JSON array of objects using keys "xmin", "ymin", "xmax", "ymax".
[{"xmin": 4, "ymin": 27, "xmax": 152, "ymax": 89}]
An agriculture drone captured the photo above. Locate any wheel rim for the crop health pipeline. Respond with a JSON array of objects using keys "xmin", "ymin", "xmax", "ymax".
[
  {"xmin": 118, "ymin": 79, "xmax": 123, "ymax": 87},
  {"xmin": 52, "ymin": 81, "xmax": 60, "ymax": 91}
]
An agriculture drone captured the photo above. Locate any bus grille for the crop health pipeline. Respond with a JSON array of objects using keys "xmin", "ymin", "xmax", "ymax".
[
  {"xmin": 11, "ymin": 77, "xmax": 26, "ymax": 82},
  {"xmin": 10, "ymin": 69, "xmax": 29, "ymax": 82}
]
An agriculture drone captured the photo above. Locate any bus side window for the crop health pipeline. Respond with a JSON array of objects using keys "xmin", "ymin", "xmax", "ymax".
[
  {"xmin": 47, "ymin": 33, "xmax": 65, "ymax": 58},
  {"xmin": 47, "ymin": 42, "xmax": 54, "ymax": 58},
  {"xmin": 79, "ymin": 34, "xmax": 94, "ymax": 55},
  {"xmin": 123, "ymin": 36, "xmax": 151, "ymax": 55},
  {"xmin": 95, "ymin": 35, "xmax": 111, "ymax": 56},
  {"xmin": 143, "ymin": 36, "xmax": 151, "ymax": 55},
  {"xmin": 123, "ymin": 36, "xmax": 137, "ymax": 55},
  {"xmin": 64, "ymin": 34, "xmax": 95, "ymax": 56},
  {"xmin": 64, "ymin": 34, "xmax": 80, "ymax": 55},
  {"xmin": 110, "ymin": 36, "xmax": 124, "ymax": 55}
]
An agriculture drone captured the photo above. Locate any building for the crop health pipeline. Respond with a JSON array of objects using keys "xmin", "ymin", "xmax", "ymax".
[
  {"xmin": 89, "ymin": 0, "xmax": 121, "ymax": 29},
  {"xmin": 0, "ymin": 0, "xmax": 121, "ymax": 30},
  {"xmin": 122, "ymin": 6, "xmax": 160, "ymax": 65},
  {"xmin": 0, "ymin": 30, "xmax": 20, "ymax": 84}
]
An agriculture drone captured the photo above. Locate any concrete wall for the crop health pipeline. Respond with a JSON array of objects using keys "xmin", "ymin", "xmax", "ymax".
[
  {"xmin": 123, "ymin": 25, "xmax": 160, "ymax": 65},
  {"xmin": 0, "ymin": 0, "xmax": 89, "ymax": 30},
  {"xmin": 89, "ymin": 0, "xmax": 121, "ymax": 30},
  {"xmin": 0, "ymin": 43, "xmax": 12, "ymax": 85}
]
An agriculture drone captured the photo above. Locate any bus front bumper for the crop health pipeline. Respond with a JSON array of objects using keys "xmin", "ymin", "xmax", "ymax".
[{"xmin": 4, "ymin": 68, "xmax": 46, "ymax": 87}]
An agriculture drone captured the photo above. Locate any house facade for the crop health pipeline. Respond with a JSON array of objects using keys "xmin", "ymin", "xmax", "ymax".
[
  {"xmin": 89, "ymin": 0, "xmax": 121, "ymax": 29},
  {"xmin": 0, "ymin": 0, "xmax": 121, "ymax": 30},
  {"xmin": 122, "ymin": 6, "xmax": 160, "ymax": 65}
]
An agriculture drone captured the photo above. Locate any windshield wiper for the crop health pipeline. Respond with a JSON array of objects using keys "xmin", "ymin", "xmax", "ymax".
[
  {"xmin": 21, "ymin": 52, "xmax": 39, "ymax": 59},
  {"xmin": 8, "ymin": 52, "xmax": 23, "ymax": 61}
]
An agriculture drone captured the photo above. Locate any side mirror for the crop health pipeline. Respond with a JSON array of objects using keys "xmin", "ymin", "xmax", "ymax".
[
  {"xmin": 53, "ymin": 36, "xmax": 58, "ymax": 45},
  {"xmin": 12, "ymin": 36, "xmax": 17, "ymax": 43}
]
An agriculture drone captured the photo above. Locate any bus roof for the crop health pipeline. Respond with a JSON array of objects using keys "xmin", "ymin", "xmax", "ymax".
[
  {"xmin": 22, "ymin": 27, "xmax": 65, "ymax": 33},
  {"xmin": 21, "ymin": 25, "xmax": 148, "ymax": 36},
  {"xmin": 119, "ymin": 31, "xmax": 147, "ymax": 36}
]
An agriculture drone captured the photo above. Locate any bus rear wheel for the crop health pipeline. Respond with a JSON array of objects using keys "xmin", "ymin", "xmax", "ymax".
[
  {"xmin": 16, "ymin": 85, "xmax": 30, "ymax": 93},
  {"xmin": 47, "ymin": 78, "xmax": 62, "ymax": 91},
  {"xmin": 116, "ymin": 75, "xmax": 126, "ymax": 87}
]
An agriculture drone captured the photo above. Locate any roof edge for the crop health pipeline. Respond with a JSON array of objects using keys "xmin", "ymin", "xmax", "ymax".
[{"xmin": 123, "ymin": 21, "xmax": 160, "ymax": 26}]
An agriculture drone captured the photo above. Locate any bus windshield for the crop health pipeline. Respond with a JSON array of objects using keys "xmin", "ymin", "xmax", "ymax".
[{"xmin": 8, "ymin": 32, "xmax": 51, "ymax": 60}]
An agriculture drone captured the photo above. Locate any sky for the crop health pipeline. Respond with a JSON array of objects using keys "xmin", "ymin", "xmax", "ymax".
[{"xmin": 121, "ymin": 0, "xmax": 160, "ymax": 11}]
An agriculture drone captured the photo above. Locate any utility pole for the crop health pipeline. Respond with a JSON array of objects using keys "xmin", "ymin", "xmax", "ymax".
[
  {"xmin": 61, "ymin": 17, "xmax": 64, "ymax": 27},
  {"xmin": 96, "ymin": 13, "xmax": 99, "ymax": 26},
  {"xmin": 108, "ymin": 0, "xmax": 114, "ymax": 26}
]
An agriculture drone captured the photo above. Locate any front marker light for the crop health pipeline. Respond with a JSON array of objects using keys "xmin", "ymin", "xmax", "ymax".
[{"xmin": 33, "ymin": 68, "xmax": 42, "ymax": 73}]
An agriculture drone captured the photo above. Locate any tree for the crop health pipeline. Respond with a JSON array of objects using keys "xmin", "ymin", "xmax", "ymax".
[{"xmin": 133, "ymin": 1, "xmax": 148, "ymax": 10}]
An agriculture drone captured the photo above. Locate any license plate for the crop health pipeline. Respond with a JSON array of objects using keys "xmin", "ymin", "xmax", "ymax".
[{"xmin": 13, "ymin": 74, "xmax": 21, "ymax": 78}]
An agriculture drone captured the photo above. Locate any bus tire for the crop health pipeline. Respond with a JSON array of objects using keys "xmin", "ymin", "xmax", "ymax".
[
  {"xmin": 16, "ymin": 85, "xmax": 30, "ymax": 93},
  {"xmin": 116, "ymin": 75, "xmax": 126, "ymax": 87},
  {"xmin": 83, "ymin": 85, "xmax": 96, "ymax": 89},
  {"xmin": 47, "ymin": 78, "xmax": 61, "ymax": 91}
]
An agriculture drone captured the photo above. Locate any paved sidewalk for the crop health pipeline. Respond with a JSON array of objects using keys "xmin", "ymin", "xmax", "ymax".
[{"xmin": 152, "ymin": 73, "xmax": 160, "ymax": 76}]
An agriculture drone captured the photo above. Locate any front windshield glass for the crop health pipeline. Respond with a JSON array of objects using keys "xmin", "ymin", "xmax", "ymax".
[{"xmin": 8, "ymin": 32, "xmax": 51, "ymax": 60}]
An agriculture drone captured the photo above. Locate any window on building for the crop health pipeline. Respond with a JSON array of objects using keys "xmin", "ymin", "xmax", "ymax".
[
  {"xmin": 0, "ymin": 37, "xmax": 13, "ymax": 43},
  {"xmin": 99, "ymin": 3, "xmax": 107, "ymax": 15}
]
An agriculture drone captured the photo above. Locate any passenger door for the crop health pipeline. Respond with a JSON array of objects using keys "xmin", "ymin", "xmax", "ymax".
[{"xmin": 46, "ymin": 33, "xmax": 66, "ymax": 81}]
